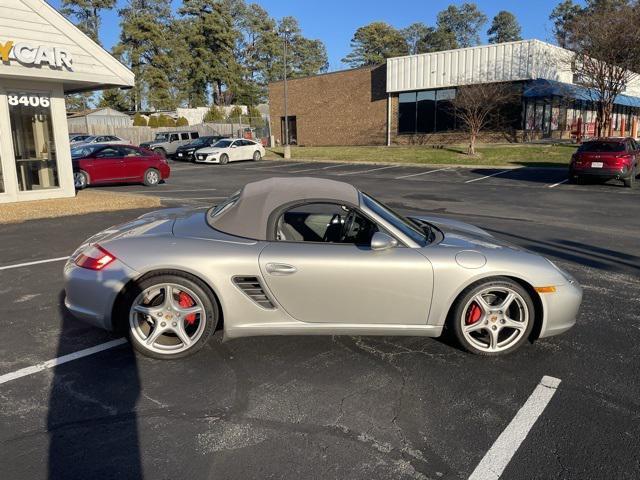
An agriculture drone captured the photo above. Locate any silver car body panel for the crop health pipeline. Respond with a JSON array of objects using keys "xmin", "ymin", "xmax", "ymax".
[{"xmin": 64, "ymin": 187, "xmax": 582, "ymax": 342}]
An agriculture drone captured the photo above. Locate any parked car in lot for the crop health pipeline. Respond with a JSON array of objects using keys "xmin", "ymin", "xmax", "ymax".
[
  {"xmin": 174, "ymin": 135, "xmax": 227, "ymax": 161},
  {"xmin": 63, "ymin": 177, "xmax": 582, "ymax": 359},
  {"xmin": 570, "ymin": 137, "xmax": 639, "ymax": 187},
  {"xmin": 74, "ymin": 135, "xmax": 130, "ymax": 146},
  {"xmin": 194, "ymin": 138, "xmax": 265, "ymax": 164},
  {"xmin": 140, "ymin": 131, "xmax": 200, "ymax": 158},
  {"xmin": 71, "ymin": 144, "xmax": 170, "ymax": 189},
  {"xmin": 69, "ymin": 133, "xmax": 92, "ymax": 144}
]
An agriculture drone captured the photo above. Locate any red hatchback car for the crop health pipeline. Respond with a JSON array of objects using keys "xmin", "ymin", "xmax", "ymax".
[
  {"xmin": 71, "ymin": 144, "xmax": 170, "ymax": 189},
  {"xmin": 569, "ymin": 137, "xmax": 639, "ymax": 188}
]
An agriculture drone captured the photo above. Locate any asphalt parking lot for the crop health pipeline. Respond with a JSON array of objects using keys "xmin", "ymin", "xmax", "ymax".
[{"xmin": 1, "ymin": 158, "xmax": 639, "ymax": 479}]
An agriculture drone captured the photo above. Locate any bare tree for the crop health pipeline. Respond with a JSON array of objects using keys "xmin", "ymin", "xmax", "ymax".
[
  {"xmin": 565, "ymin": 2, "xmax": 640, "ymax": 136},
  {"xmin": 451, "ymin": 82, "xmax": 517, "ymax": 155}
]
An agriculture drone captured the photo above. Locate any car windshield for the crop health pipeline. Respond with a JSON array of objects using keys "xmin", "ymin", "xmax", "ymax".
[
  {"xmin": 154, "ymin": 133, "xmax": 169, "ymax": 141},
  {"xmin": 190, "ymin": 137, "xmax": 215, "ymax": 147},
  {"xmin": 212, "ymin": 140, "xmax": 233, "ymax": 148},
  {"xmin": 71, "ymin": 144, "xmax": 103, "ymax": 158},
  {"xmin": 361, "ymin": 193, "xmax": 429, "ymax": 246},
  {"xmin": 578, "ymin": 141, "xmax": 625, "ymax": 153}
]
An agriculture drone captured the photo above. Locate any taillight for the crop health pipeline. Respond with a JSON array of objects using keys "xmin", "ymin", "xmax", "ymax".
[{"xmin": 75, "ymin": 244, "xmax": 116, "ymax": 270}]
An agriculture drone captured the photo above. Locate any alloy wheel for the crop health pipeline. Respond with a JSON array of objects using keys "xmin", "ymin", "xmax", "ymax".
[
  {"xmin": 129, "ymin": 283, "xmax": 207, "ymax": 355},
  {"xmin": 460, "ymin": 286, "xmax": 529, "ymax": 353}
]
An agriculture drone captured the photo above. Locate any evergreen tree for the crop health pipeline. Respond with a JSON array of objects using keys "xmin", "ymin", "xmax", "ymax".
[
  {"xmin": 416, "ymin": 26, "xmax": 458, "ymax": 53},
  {"xmin": 550, "ymin": 0, "xmax": 582, "ymax": 48},
  {"xmin": 401, "ymin": 23, "xmax": 432, "ymax": 55},
  {"xmin": 203, "ymin": 106, "xmax": 224, "ymax": 122},
  {"xmin": 99, "ymin": 88, "xmax": 129, "ymax": 111},
  {"xmin": 487, "ymin": 11, "xmax": 522, "ymax": 44},
  {"xmin": 148, "ymin": 115, "xmax": 159, "ymax": 128},
  {"xmin": 436, "ymin": 3, "xmax": 487, "ymax": 48},
  {"xmin": 60, "ymin": 0, "xmax": 115, "ymax": 42},
  {"xmin": 342, "ymin": 22, "xmax": 409, "ymax": 67}
]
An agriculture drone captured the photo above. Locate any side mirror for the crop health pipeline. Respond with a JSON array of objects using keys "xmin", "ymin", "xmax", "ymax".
[
  {"xmin": 230, "ymin": 145, "xmax": 237, "ymax": 148},
  {"xmin": 370, "ymin": 232, "xmax": 398, "ymax": 251}
]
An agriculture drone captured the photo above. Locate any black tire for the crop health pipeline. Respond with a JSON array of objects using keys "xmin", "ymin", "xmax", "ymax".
[
  {"xmin": 74, "ymin": 170, "xmax": 88, "ymax": 190},
  {"xmin": 253, "ymin": 150, "xmax": 261, "ymax": 161},
  {"xmin": 153, "ymin": 148, "xmax": 167, "ymax": 159},
  {"xmin": 449, "ymin": 277, "xmax": 535, "ymax": 356},
  {"xmin": 623, "ymin": 169, "xmax": 635, "ymax": 188},
  {"xmin": 219, "ymin": 153, "xmax": 229, "ymax": 165},
  {"xmin": 143, "ymin": 168, "xmax": 161, "ymax": 186},
  {"xmin": 117, "ymin": 272, "xmax": 219, "ymax": 360},
  {"xmin": 576, "ymin": 176, "xmax": 585, "ymax": 185}
]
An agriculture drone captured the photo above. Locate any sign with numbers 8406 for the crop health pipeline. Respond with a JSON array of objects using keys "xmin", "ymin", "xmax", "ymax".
[{"xmin": 7, "ymin": 93, "xmax": 50, "ymax": 108}]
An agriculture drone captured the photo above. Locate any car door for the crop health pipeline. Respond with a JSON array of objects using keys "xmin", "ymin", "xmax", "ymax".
[
  {"xmin": 258, "ymin": 202, "xmax": 434, "ymax": 325},
  {"xmin": 228, "ymin": 140, "xmax": 243, "ymax": 161},
  {"xmin": 88, "ymin": 146, "xmax": 126, "ymax": 183},
  {"xmin": 119, "ymin": 146, "xmax": 148, "ymax": 180}
]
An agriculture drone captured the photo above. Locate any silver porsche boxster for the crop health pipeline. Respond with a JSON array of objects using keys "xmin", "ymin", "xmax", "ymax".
[{"xmin": 64, "ymin": 177, "xmax": 582, "ymax": 359}]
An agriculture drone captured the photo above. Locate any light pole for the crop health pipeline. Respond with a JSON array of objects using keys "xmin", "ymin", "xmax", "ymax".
[{"xmin": 282, "ymin": 28, "xmax": 291, "ymax": 159}]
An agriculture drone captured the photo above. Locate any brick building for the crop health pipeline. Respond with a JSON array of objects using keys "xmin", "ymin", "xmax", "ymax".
[{"xmin": 268, "ymin": 39, "xmax": 640, "ymax": 147}]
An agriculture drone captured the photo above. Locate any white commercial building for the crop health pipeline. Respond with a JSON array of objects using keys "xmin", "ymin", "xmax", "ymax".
[{"xmin": 0, "ymin": 0, "xmax": 134, "ymax": 204}]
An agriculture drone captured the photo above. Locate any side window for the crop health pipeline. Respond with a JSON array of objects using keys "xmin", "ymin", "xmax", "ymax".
[
  {"xmin": 180, "ymin": 133, "xmax": 189, "ymax": 140},
  {"xmin": 170, "ymin": 134, "xmax": 179, "ymax": 142},
  {"xmin": 276, "ymin": 203, "xmax": 380, "ymax": 245},
  {"xmin": 94, "ymin": 147, "xmax": 121, "ymax": 158},
  {"xmin": 191, "ymin": 132, "xmax": 199, "ymax": 139},
  {"xmin": 120, "ymin": 146, "xmax": 140, "ymax": 157},
  {"xmin": 231, "ymin": 140, "xmax": 239, "ymax": 148}
]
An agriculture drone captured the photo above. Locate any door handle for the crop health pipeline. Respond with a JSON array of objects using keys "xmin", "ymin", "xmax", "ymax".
[{"xmin": 265, "ymin": 263, "xmax": 297, "ymax": 275}]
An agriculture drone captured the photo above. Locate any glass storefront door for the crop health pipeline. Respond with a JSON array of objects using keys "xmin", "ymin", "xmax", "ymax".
[{"xmin": 8, "ymin": 92, "xmax": 59, "ymax": 191}]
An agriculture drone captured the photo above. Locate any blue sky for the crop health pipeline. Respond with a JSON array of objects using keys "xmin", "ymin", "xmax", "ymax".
[{"xmin": 49, "ymin": 0, "xmax": 568, "ymax": 71}]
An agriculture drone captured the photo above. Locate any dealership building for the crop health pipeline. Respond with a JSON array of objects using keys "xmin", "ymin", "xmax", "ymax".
[
  {"xmin": 0, "ymin": 0, "xmax": 134, "ymax": 204},
  {"xmin": 269, "ymin": 39, "xmax": 640, "ymax": 147}
]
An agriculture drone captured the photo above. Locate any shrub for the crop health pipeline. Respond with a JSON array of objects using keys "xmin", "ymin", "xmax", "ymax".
[
  {"xmin": 148, "ymin": 115, "xmax": 159, "ymax": 128},
  {"xmin": 158, "ymin": 114, "xmax": 176, "ymax": 127},
  {"xmin": 176, "ymin": 116, "xmax": 189, "ymax": 126},
  {"xmin": 203, "ymin": 106, "xmax": 224, "ymax": 122},
  {"xmin": 226, "ymin": 105, "xmax": 243, "ymax": 121},
  {"xmin": 132, "ymin": 113, "xmax": 147, "ymax": 126}
]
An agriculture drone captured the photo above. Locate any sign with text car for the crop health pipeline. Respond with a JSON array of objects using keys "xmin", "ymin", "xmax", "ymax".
[{"xmin": 0, "ymin": 39, "xmax": 73, "ymax": 70}]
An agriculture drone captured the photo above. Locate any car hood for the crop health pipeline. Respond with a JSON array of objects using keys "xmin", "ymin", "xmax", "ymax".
[
  {"xmin": 196, "ymin": 147, "xmax": 225, "ymax": 155},
  {"xmin": 409, "ymin": 214, "xmax": 522, "ymax": 251}
]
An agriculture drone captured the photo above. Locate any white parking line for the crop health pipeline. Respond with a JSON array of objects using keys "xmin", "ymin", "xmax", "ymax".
[
  {"xmin": 0, "ymin": 256, "xmax": 68, "ymax": 271},
  {"xmin": 0, "ymin": 338, "xmax": 127, "ymax": 385},
  {"xmin": 395, "ymin": 166, "xmax": 453, "ymax": 179},
  {"xmin": 548, "ymin": 179, "xmax": 568, "ymax": 188},
  {"xmin": 465, "ymin": 170, "xmax": 511, "ymax": 183},
  {"xmin": 468, "ymin": 375, "xmax": 561, "ymax": 480},
  {"xmin": 337, "ymin": 165, "xmax": 397, "ymax": 176},
  {"xmin": 254, "ymin": 162, "xmax": 306, "ymax": 170},
  {"xmin": 322, "ymin": 164, "xmax": 350, "ymax": 169},
  {"xmin": 124, "ymin": 188, "xmax": 218, "ymax": 194}
]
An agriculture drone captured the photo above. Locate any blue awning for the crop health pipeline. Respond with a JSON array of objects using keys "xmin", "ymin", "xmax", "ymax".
[{"xmin": 523, "ymin": 79, "xmax": 640, "ymax": 108}]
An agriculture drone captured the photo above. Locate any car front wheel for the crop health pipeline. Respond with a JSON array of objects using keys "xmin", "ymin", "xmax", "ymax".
[
  {"xmin": 253, "ymin": 150, "xmax": 261, "ymax": 161},
  {"xmin": 219, "ymin": 154, "xmax": 229, "ymax": 165},
  {"xmin": 122, "ymin": 273, "xmax": 218, "ymax": 359},
  {"xmin": 74, "ymin": 170, "xmax": 88, "ymax": 190},
  {"xmin": 450, "ymin": 278, "xmax": 535, "ymax": 356}
]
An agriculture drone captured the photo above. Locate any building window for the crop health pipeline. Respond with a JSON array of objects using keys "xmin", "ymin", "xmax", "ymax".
[
  {"xmin": 416, "ymin": 91, "xmax": 435, "ymax": 133},
  {"xmin": 280, "ymin": 116, "xmax": 297, "ymax": 145},
  {"xmin": 398, "ymin": 92, "xmax": 417, "ymax": 134},
  {"xmin": 435, "ymin": 89, "xmax": 456, "ymax": 132},
  {"xmin": 9, "ymin": 92, "xmax": 59, "ymax": 191}
]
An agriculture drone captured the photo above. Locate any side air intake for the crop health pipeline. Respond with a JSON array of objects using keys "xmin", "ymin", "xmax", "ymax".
[{"xmin": 233, "ymin": 276, "xmax": 276, "ymax": 309}]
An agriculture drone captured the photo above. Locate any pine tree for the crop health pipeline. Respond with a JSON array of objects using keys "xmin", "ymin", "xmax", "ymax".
[
  {"xmin": 60, "ymin": 0, "xmax": 115, "ymax": 42},
  {"xmin": 99, "ymin": 88, "xmax": 129, "ymax": 111},
  {"xmin": 204, "ymin": 106, "xmax": 224, "ymax": 122},
  {"xmin": 342, "ymin": 22, "xmax": 408, "ymax": 67},
  {"xmin": 487, "ymin": 11, "xmax": 522, "ymax": 44},
  {"xmin": 549, "ymin": 0, "xmax": 583, "ymax": 48},
  {"xmin": 436, "ymin": 3, "xmax": 487, "ymax": 48}
]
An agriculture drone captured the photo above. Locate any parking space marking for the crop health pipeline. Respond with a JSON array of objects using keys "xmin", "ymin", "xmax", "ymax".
[
  {"xmin": 0, "ymin": 256, "xmax": 68, "ymax": 271},
  {"xmin": 464, "ymin": 170, "xmax": 511, "ymax": 183},
  {"xmin": 468, "ymin": 375, "xmax": 561, "ymax": 480},
  {"xmin": 322, "ymin": 163, "xmax": 350, "ymax": 169},
  {"xmin": 0, "ymin": 338, "xmax": 127, "ymax": 385},
  {"xmin": 124, "ymin": 188, "xmax": 218, "ymax": 194},
  {"xmin": 548, "ymin": 179, "xmax": 568, "ymax": 188},
  {"xmin": 253, "ymin": 162, "xmax": 306, "ymax": 170},
  {"xmin": 395, "ymin": 166, "xmax": 453, "ymax": 179},
  {"xmin": 337, "ymin": 165, "xmax": 397, "ymax": 176}
]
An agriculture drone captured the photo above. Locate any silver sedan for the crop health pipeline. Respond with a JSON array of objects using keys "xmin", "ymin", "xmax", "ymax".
[{"xmin": 64, "ymin": 177, "xmax": 582, "ymax": 359}]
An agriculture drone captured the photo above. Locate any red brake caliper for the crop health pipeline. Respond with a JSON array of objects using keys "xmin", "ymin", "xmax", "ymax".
[
  {"xmin": 466, "ymin": 302, "xmax": 482, "ymax": 325},
  {"xmin": 178, "ymin": 291, "xmax": 197, "ymax": 326}
]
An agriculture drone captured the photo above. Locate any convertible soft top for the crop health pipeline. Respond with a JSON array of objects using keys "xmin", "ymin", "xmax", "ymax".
[{"xmin": 209, "ymin": 176, "xmax": 360, "ymax": 240}]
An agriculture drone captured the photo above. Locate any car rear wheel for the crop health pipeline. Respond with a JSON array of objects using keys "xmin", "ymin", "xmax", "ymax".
[
  {"xmin": 220, "ymin": 153, "xmax": 229, "ymax": 165},
  {"xmin": 450, "ymin": 278, "xmax": 535, "ymax": 356},
  {"xmin": 153, "ymin": 148, "xmax": 167, "ymax": 159},
  {"xmin": 253, "ymin": 150, "xmax": 261, "ymax": 161},
  {"xmin": 124, "ymin": 274, "xmax": 218, "ymax": 359},
  {"xmin": 74, "ymin": 170, "xmax": 88, "ymax": 190},
  {"xmin": 144, "ymin": 168, "xmax": 160, "ymax": 186},
  {"xmin": 623, "ymin": 169, "xmax": 636, "ymax": 188}
]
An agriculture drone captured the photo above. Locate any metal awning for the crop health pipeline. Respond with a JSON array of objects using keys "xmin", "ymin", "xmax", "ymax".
[{"xmin": 523, "ymin": 79, "xmax": 640, "ymax": 107}]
